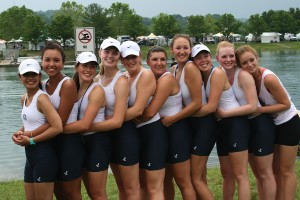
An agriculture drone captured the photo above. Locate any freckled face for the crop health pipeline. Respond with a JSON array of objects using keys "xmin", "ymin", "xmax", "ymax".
[
  {"xmin": 238, "ymin": 51, "xmax": 258, "ymax": 74},
  {"xmin": 216, "ymin": 47, "xmax": 236, "ymax": 71}
]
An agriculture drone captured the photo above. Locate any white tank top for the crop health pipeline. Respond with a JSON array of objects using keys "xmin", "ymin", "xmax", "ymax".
[
  {"xmin": 231, "ymin": 68, "xmax": 261, "ymax": 119},
  {"xmin": 158, "ymin": 72, "xmax": 183, "ymax": 117},
  {"xmin": 174, "ymin": 61, "xmax": 207, "ymax": 107},
  {"xmin": 128, "ymin": 68, "xmax": 160, "ymax": 128},
  {"xmin": 99, "ymin": 71, "xmax": 126, "ymax": 117},
  {"xmin": 78, "ymin": 82, "xmax": 105, "ymax": 135},
  {"xmin": 259, "ymin": 69, "xmax": 297, "ymax": 125},
  {"xmin": 42, "ymin": 76, "xmax": 79, "ymax": 125},
  {"xmin": 22, "ymin": 90, "xmax": 47, "ymax": 131},
  {"xmin": 42, "ymin": 76, "xmax": 70, "ymax": 109},
  {"xmin": 206, "ymin": 67, "xmax": 240, "ymax": 110}
]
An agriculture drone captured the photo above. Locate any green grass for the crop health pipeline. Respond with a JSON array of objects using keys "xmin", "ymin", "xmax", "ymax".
[
  {"xmin": 18, "ymin": 41, "xmax": 300, "ymax": 63},
  {"xmin": 1, "ymin": 161, "xmax": 299, "ymax": 200}
]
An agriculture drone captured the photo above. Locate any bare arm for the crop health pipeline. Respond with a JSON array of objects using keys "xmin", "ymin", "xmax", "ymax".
[
  {"xmin": 125, "ymin": 70, "xmax": 156, "ymax": 121},
  {"xmin": 216, "ymin": 69, "xmax": 258, "ymax": 118},
  {"xmin": 64, "ymin": 85, "xmax": 106, "ymax": 133},
  {"xmin": 194, "ymin": 68, "xmax": 225, "ymax": 117},
  {"xmin": 258, "ymin": 74, "xmax": 291, "ymax": 114},
  {"xmin": 162, "ymin": 62, "xmax": 202, "ymax": 126},
  {"xmin": 89, "ymin": 76, "xmax": 129, "ymax": 131},
  {"xmin": 138, "ymin": 74, "xmax": 175, "ymax": 121}
]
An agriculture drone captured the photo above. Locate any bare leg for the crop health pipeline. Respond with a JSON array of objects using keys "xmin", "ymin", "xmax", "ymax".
[
  {"xmin": 219, "ymin": 155, "xmax": 236, "ymax": 200},
  {"xmin": 191, "ymin": 155, "xmax": 213, "ymax": 200}
]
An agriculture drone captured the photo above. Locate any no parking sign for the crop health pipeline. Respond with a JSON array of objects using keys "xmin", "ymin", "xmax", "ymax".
[{"xmin": 75, "ymin": 27, "xmax": 95, "ymax": 56}]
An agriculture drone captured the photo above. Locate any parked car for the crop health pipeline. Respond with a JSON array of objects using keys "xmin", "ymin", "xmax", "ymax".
[{"xmin": 290, "ymin": 36, "xmax": 298, "ymax": 41}]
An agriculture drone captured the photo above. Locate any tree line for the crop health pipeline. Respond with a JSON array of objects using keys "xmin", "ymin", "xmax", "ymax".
[{"xmin": 0, "ymin": 1, "xmax": 299, "ymax": 49}]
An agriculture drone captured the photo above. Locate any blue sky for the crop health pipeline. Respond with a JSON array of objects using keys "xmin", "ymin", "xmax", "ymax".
[{"xmin": 1, "ymin": 0, "xmax": 299, "ymax": 18}]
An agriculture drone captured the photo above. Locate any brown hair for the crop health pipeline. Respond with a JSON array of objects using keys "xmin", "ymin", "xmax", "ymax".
[
  {"xmin": 170, "ymin": 34, "xmax": 193, "ymax": 49},
  {"xmin": 41, "ymin": 41, "xmax": 66, "ymax": 63},
  {"xmin": 146, "ymin": 46, "xmax": 167, "ymax": 60},
  {"xmin": 235, "ymin": 45, "xmax": 258, "ymax": 67}
]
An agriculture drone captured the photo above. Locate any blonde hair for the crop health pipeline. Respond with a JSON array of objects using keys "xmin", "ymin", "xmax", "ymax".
[
  {"xmin": 235, "ymin": 45, "xmax": 258, "ymax": 67},
  {"xmin": 216, "ymin": 41, "xmax": 235, "ymax": 56}
]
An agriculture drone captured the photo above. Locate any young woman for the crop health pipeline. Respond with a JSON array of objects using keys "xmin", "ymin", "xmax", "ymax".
[
  {"xmin": 12, "ymin": 58, "xmax": 62, "ymax": 200},
  {"xmin": 162, "ymin": 34, "xmax": 202, "ymax": 199},
  {"xmin": 216, "ymin": 41, "xmax": 276, "ymax": 200},
  {"xmin": 192, "ymin": 44, "xmax": 250, "ymax": 199},
  {"xmin": 41, "ymin": 41, "xmax": 83, "ymax": 200},
  {"xmin": 91, "ymin": 38, "xmax": 140, "ymax": 200},
  {"xmin": 63, "ymin": 51, "xmax": 108, "ymax": 199},
  {"xmin": 121, "ymin": 41, "xmax": 168, "ymax": 199},
  {"xmin": 138, "ymin": 46, "xmax": 196, "ymax": 199},
  {"xmin": 235, "ymin": 45, "xmax": 300, "ymax": 200},
  {"xmin": 210, "ymin": 42, "xmax": 252, "ymax": 200}
]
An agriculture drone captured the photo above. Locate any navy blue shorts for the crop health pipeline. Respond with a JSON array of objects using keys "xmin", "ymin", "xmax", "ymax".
[
  {"xmin": 249, "ymin": 114, "xmax": 275, "ymax": 156},
  {"xmin": 166, "ymin": 118, "xmax": 191, "ymax": 164},
  {"xmin": 24, "ymin": 140, "xmax": 58, "ymax": 183},
  {"xmin": 54, "ymin": 134, "xmax": 85, "ymax": 181},
  {"xmin": 217, "ymin": 116, "xmax": 250, "ymax": 156},
  {"xmin": 111, "ymin": 121, "xmax": 140, "ymax": 166},
  {"xmin": 189, "ymin": 115, "xmax": 217, "ymax": 156},
  {"xmin": 139, "ymin": 120, "xmax": 168, "ymax": 170},
  {"xmin": 275, "ymin": 114, "xmax": 300, "ymax": 146},
  {"xmin": 83, "ymin": 131, "xmax": 112, "ymax": 172}
]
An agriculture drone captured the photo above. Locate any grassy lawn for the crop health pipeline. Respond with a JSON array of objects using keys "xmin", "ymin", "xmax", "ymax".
[
  {"xmin": 18, "ymin": 41, "xmax": 300, "ymax": 62},
  {"xmin": 1, "ymin": 161, "xmax": 299, "ymax": 200}
]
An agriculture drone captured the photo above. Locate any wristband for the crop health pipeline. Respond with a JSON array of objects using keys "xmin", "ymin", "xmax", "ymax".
[{"xmin": 29, "ymin": 137, "xmax": 36, "ymax": 145}]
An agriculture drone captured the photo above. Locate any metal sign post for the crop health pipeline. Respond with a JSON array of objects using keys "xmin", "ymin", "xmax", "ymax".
[{"xmin": 75, "ymin": 27, "xmax": 95, "ymax": 57}]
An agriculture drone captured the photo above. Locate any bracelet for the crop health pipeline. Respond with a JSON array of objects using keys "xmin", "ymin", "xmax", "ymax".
[{"xmin": 29, "ymin": 137, "xmax": 36, "ymax": 146}]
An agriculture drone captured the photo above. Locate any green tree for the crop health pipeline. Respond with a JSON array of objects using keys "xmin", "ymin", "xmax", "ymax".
[
  {"xmin": 0, "ymin": 6, "xmax": 34, "ymax": 40},
  {"xmin": 83, "ymin": 3, "xmax": 112, "ymax": 48},
  {"xmin": 49, "ymin": 15, "xmax": 74, "ymax": 47},
  {"xmin": 55, "ymin": 1, "xmax": 85, "ymax": 27},
  {"xmin": 269, "ymin": 10, "xmax": 295, "ymax": 34},
  {"xmin": 187, "ymin": 15, "xmax": 207, "ymax": 42},
  {"xmin": 216, "ymin": 13, "xmax": 241, "ymax": 39},
  {"xmin": 124, "ymin": 14, "xmax": 147, "ymax": 39},
  {"xmin": 107, "ymin": 2, "xmax": 135, "ymax": 36},
  {"xmin": 246, "ymin": 14, "xmax": 268, "ymax": 36},
  {"xmin": 152, "ymin": 13, "xmax": 180, "ymax": 42},
  {"xmin": 288, "ymin": 7, "xmax": 300, "ymax": 32},
  {"xmin": 204, "ymin": 14, "xmax": 219, "ymax": 33},
  {"xmin": 23, "ymin": 13, "xmax": 47, "ymax": 50}
]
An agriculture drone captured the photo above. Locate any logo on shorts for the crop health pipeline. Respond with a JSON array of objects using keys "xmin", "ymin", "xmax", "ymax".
[
  {"xmin": 96, "ymin": 163, "xmax": 100, "ymax": 168},
  {"xmin": 174, "ymin": 154, "xmax": 178, "ymax": 159},
  {"xmin": 193, "ymin": 146, "xmax": 197, "ymax": 150},
  {"xmin": 123, "ymin": 157, "xmax": 127, "ymax": 162},
  {"xmin": 233, "ymin": 143, "xmax": 237, "ymax": 148},
  {"xmin": 258, "ymin": 148, "xmax": 262, "ymax": 153},
  {"xmin": 147, "ymin": 162, "xmax": 151, "ymax": 167},
  {"xmin": 37, "ymin": 177, "xmax": 41, "ymax": 182},
  {"xmin": 64, "ymin": 171, "xmax": 68, "ymax": 176}
]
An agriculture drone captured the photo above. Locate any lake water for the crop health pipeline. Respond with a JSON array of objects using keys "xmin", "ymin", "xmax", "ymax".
[{"xmin": 1, "ymin": 50, "xmax": 300, "ymax": 181}]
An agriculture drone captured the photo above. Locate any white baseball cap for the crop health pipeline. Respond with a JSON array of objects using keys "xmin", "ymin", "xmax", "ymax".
[
  {"xmin": 100, "ymin": 38, "xmax": 121, "ymax": 51},
  {"xmin": 121, "ymin": 41, "xmax": 140, "ymax": 58},
  {"xmin": 191, "ymin": 44, "xmax": 211, "ymax": 58},
  {"xmin": 76, "ymin": 52, "xmax": 98, "ymax": 64},
  {"xmin": 18, "ymin": 58, "xmax": 41, "ymax": 75}
]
